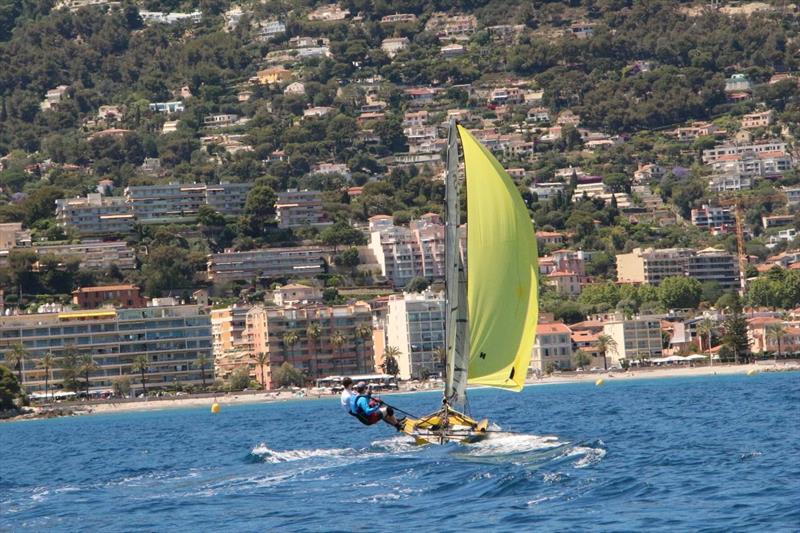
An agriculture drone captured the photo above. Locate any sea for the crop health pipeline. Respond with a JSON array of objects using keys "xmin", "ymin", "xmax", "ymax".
[{"xmin": 1, "ymin": 372, "xmax": 798, "ymax": 532}]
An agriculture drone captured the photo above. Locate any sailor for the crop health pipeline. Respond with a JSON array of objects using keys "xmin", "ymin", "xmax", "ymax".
[
  {"xmin": 347, "ymin": 381, "xmax": 405, "ymax": 430},
  {"xmin": 339, "ymin": 377, "xmax": 354, "ymax": 413}
]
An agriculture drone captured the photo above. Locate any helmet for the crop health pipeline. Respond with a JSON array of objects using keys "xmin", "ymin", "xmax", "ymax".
[{"xmin": 355, "ymin": 381, "xmax": 367, "ymax": 392}]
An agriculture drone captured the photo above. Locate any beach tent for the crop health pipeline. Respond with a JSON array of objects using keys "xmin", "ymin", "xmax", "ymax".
[{"xmin": 685, "ymin": 354, "xmax": 708, "ymax": 361}]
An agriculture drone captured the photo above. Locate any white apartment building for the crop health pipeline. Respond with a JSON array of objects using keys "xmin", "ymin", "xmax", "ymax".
[
  {"xmin": 617, "ymin": 247, "xmax": 740, "ymax": 290},
  {"xmin": 709, "ymin": 173, "xmax": 752, "ymax": 192},
  {"xmin": 783, "ymin": 186, "xmax": 800, "ymax": 205},
  {"xmin": 32, "ymin": 241, "xmax": 136, "ymax": 270},
  {"xmin": 603, "ymin": 317, "xmax": 663, "ymax": 366},
  {"xmin": 275, "ymin": 189, "xmax": 330, "ymax": 229},
  {"xmin": 530, "ymin": 182, "xmax": 565, "ymax": 202},
  {"xmin": 702, "ymin": 141, "xmax": 787, "ymax": 164},
  {"xmin": 691, "ymin": 205, "xmax": 735, "ymax": 228},
  {"xmin": 369, "ymin": 214, "xmax": 446, "ymax": 288},
  {"xmin": 531, "ymin": 322, "xmax": 573, "ymax": 373},
  {"xmin": 55, "ymin": 194, "xmax": 134, "ymax": 236},
  {"xmin": 386, "ymin": 291, "xmax": 445, "ymax": 379},
  {"xmin": 207, "ymin": 246, "xmax": 326, "ymax": 282}
]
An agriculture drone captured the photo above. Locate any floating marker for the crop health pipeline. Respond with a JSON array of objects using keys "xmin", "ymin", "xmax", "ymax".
[
  {"xmin": 595, "ymin": 378, "xmax": 605, "ymax": 386},
  {"xmin": 211, "ymin": 402, "xmax": 221, "ymax": 413}
]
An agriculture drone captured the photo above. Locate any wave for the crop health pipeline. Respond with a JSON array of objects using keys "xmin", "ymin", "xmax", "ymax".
[{"xmin": 249, "ymin": 443, "xmax": 356, "ymax": 463}]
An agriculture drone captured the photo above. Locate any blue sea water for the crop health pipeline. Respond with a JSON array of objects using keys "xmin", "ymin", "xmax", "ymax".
[{"xmin": 1, "ymin": 372, "xmax": 799, "ymax": 532}]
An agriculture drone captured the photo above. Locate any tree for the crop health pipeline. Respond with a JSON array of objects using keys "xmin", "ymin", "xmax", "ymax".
[
  {"xmin": 381, "ymin": 346, "xmax": 401, "ymax": 380},
  {"xmin": 320, "ymin": 222, "xmax": 367, "ymax": 252},
  {"xmin": 404, "ymin": 276, "xmax": 429, "ymax": 293},
  {"xmin": 283, "ymin": 331, "xmax": 299, "ymax": 367},
  {"xmin": 722, "ymin": 311, "xmax": 750, "ymax": 364},
  {"xmin": 256, "ymin": 353, "xmax": 269, "ymax": 389},
  {"xmin": 196, "ymin": 354, "xmax": 210, "ymax": 389},
  {"xmin": 132, "ymin": 354, "xmax": 149, "ymax": 396},
  {"xmin": 697, "ymin": 318, "xmax": 715, "ymax": 366},
  {"xmin": 4, "ymin": 342, "xmax": 27, "ymax": 387},
  {"xmin": 596, "ymin": 334, "xmax": 618, "ymax": 370},
  {"xmin": 766, "ymin": 323, "xmax": 786, "ymax": 364},
  {"xmin": 658, "ymin": 277, "xmax": 702, "ymax": 310},
  {"xmin": 331, "ymin": 330, "xmax": 346, "ymax": 375},
  {"xmin": 59, "ymin": 350, "xmax": 82, "ymax": 392},
  {"xmin": 273, "ymin": 362, "xmax": 304, "ymax": 388},
  {"xmin": 0, "ymin": 364, "xmax": 21, "ymax": 411},
  {"xmin": 354, "ymin": 323, "xmax": 372, "ymax": 374},
  {"xmin": 36, "ymin": 353, "xmax": 56, "ymax": 401},
  {"xmin": 79, "ymin": 354, "xmax": 98, "ymax": 396},
  {"xmin": 112, "ymin": 377, "xmax": 131, "ymax": 398},
  {"xmin": 306, "ymin": 323, "xmax": 321, "ymax": 377},
  {"xmin": 229, "ymin": 367, "xmax": 251, "ymax": 391},
  {"xmin": 334, "ymin": 247, "xmax": 360, "ymax": 268},
  {"xmin": 574, "ymin": 350, "xmax": 591, "ymax": 369},
  {"xmin": 243, "ymin": 184, "xmax": 277, "ymax": 233}
]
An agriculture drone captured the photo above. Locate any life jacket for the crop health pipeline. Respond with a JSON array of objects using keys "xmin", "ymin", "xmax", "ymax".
[{"xmin": 348, "ymin": 394, "xmax": 379, "ymax": 425}]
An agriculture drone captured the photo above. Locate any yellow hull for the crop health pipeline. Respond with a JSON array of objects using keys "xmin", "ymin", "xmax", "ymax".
[{"xmin": 400, "ymin": 406, "xmax": 490, "ymax": 445}]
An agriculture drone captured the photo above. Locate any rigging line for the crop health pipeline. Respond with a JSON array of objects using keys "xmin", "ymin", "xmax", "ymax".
[{"xmin": 376, "ymin": 400, "xmax": 420, "ymax": 420}]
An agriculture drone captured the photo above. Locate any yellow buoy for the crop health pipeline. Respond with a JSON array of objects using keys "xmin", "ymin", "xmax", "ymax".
[
  {"xmin": 595, "ymin": 378, "xmax": 605, "ymax": 386},
  {"xmin": 211, "ymin": 402, "xmax": 221, "ymax": 413},
  {"xmin": 746, "ymin": 369, "xmax": 759, "ymax": 376}
]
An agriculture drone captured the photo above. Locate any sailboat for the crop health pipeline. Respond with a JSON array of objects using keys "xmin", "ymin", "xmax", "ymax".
[{"xmin": 399, "ymin": 121, "xmax": 539, "ymax": 445}]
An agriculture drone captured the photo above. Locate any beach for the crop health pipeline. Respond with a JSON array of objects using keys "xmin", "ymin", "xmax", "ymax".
[{"xmin": 15, "ymin": 359, "xmax": 791, "ymax": 419}]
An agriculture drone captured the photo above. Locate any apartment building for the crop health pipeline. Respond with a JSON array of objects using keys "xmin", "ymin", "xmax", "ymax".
[
  {"xmin": 603, "ymin": 317, "xmax": 663, "ymax": 366},
  {"xmin": 33, "ymin": 241, "xmax": 136, "ymax": 270},
  {"xmin": 741, "ymin": 110, "xmax": 774, "ymax": 129},
  {"xmin": 385, "ymin": 291, "xmax": 445, "ymax": 380},
  {"xmin": 530, "ymin": 182, "xmax": 565, "ymax": 202},
  {"xmin": 72, "ymin": 284, "xmax": 146, "ymax": 309},
  {"xmin": 0, "ymin": 223, "xmax": 32, "ymax": 251},
  {"xmin": 531, "ymin": 323, "xmax": 573, "ymax": 373},
  {"xmin": 149, "ymin": 101, "xmax": 184, "ymax": 113},
  {"xmin": 245, "ymin": 301, "xmax": 373, "ymax": 388},
  {"xmin": 702, "ymin": 141, "xmax": 787, "ymax": 164},
  {"xmin": 55, "ymin": 194, "xmax": 134, "ymax": 236},
  {"xmin": 617, "ymin": 247, "xmax": 740, "ymax": 290},
  {"xmin": 211, "ymin": 304, "xmax": 251, "ymax": 356},
  {"xmin": 369, "ymin": 214, "xmax": 446, "ymax": 288},
  {"xmin": 0, "ymin": 304, "xmax": 212, "ymax": 394},
  {"xmin": 207, "ymin": 246, "xmax": 326, "ymax": 282},
  {"xmin": 275, "ymin": 189, "xmax": 330, "ymax": 229},
  {"xmin": 691, "ymin": 205, "xmax": 735, "ymax": 229},
  {"xmin": 124, "ymin": 183, "xmax": 206, "ymax": 224},
  {"xmin": 205, "ymin": 182, "xmax": 252, "ymax": 215},
  {"xmin": 710, "ymin": 152, "xmax": 792, "ymax": 178}
]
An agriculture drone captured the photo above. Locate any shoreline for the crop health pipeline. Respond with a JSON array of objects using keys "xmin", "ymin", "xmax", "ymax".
[{"xmin": 6, "ymin": 361, "xmax": 798, "ymax": 421}]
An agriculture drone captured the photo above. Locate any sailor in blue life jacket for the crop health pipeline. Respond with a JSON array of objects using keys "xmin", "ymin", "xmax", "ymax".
[{"xmin": 347, "ymin": 381, "xmax": 405, "ymax": 430}]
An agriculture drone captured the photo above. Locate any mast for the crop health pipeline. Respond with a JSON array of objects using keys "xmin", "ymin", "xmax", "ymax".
[{"xmin": 444, "ymin": 120, "xmax": 469, "ymax": 408}]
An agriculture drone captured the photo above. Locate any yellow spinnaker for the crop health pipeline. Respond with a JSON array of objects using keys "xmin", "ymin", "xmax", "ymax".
[{"xmin": 458, "ymin": 125, "xmax": 539, "ymax": 391}]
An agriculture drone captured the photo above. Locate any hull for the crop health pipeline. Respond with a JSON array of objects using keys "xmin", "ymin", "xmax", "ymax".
[{"xmin": 400, "ymin": 406, "xmax": 489, "ymax": 445}]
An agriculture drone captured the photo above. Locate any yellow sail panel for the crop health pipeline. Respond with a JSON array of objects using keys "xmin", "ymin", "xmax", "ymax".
[{"xmin": 457, "ymin": 125, "xmax": 539, "ymax": 391}]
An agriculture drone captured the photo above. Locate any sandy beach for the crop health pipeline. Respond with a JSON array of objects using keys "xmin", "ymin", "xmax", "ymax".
[{"xmin": 29, "ymin": 360, "xmax": 790, "ymax": 418}]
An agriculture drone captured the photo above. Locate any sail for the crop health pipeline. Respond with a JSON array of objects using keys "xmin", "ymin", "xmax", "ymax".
[
  {"xmin": 457, "ymin": 125, "xmax": 539, "ymax": 391},
  {"xmin": 444, "ymin": 121, "xmax": 469, "ymax": 407}
]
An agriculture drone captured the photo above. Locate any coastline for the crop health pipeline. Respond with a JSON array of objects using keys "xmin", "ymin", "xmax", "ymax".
[{"xmin": 6, "ymin": 361, "xmax": 798, "ymax": 421}]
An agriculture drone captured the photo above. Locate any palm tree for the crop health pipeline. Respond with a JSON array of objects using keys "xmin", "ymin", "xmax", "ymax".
[
  {"xmin": 354, "ymin": 323, "xmax": 372, "ymax": 373},
  {"xmin": 382, "ymin": 346, "xmax": 401, "ymax": 381},
  {"xmin": 697, "ymin": 318, "xmax": 715, "ymax": 367},
  {"xmin": 196, "ymin": 354, "xmax": 210, "ymax": 389},
  {"xmin": 331, "ymin": 330, "xmax": 346, "ymax": 376},
  {"xmin": 131, "ymin": 354, "xmax": 149, "ymax": 396},
  {"xmin": 79, "ymin": 354, "xmax": 98, "ymax": 396},
  {"xmin": 283, "ymin": 331, "xmax": 299, "ymax": 368},
  {"xmin": 596, "ymin": 334, "xmax": 618, "ymax": 371},
  {"xmin": 5, "ymin": 342, "xmax": 28, "ymax": 387},
  {"xmin": 434, "ymin": 346, "xmax": 447, "ymax": 376},
  {"xmin": 306, "ymin": 323, "xmax": 321, "ymax": 378},
  {"xmin": 766, "ymin": 323, "xmax": 787, "ymax": 365},
  {"xmin": 36, "ymin": 353, "xmax": 56, "ymax": 402},
  {"xmin": 256, "ymin": 352, "xmax": 269, "ymax": 389}
]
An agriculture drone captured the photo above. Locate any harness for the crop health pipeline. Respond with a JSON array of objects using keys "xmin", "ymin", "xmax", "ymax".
[{"xmin": 348, "ymin": 393, "xmax": 375, "ymax": 425}]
